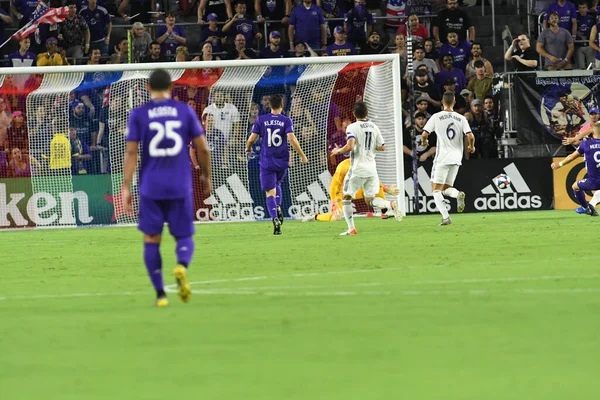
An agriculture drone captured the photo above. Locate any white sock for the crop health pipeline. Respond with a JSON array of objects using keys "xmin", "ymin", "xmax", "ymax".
[
  {"xmin": 433, "ymin": 190, "xmax": 450, "ymax": 219},
  {"xmin": 591, "ymin": 191, "xmax": 600, "ymax": 207},
  {"xmin": 443, "ymin": 187, "xmax": 459, "ymax": 198},
  {"xmin": 371, "ymin": 197, "xmax": 391, "ymax": 210},
  {"xmin": 342, "ymin": 200, "xmax": 355, "ymax": 230}
]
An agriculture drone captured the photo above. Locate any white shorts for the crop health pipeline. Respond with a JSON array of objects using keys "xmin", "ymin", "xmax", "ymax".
[
  {"xmin": 343, "ymin": 174, "xmax": 380, "ymax": 198},
  {"xmin": 431, "ymin": 164, "xmax": 460, "ymax": 186}
]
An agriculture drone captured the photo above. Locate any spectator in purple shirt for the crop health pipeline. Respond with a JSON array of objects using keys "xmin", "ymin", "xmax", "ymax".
[
  {"xmin": 575, "ymin": 1, "xmax": 596, "ymax": 69},
  {"xmin": 544, "ymin": 0, "xmax": 577, "ymax": 35},
  {"xmin": 259, "ymin": 31, "xmax": 288, "ymax": 58},
  {"xmin": 223, "ymin": 1, "xmax": 262, "ymax": 46},
  {"xmin": 289, "ymin": 0, "xmax": 327, "ymax": 51},
  {"xmin": 434, "ymin": 53, "xmax": 467, "ymax": 93},
  {"xmin": 325, "ymin": 26, "xmax": 357, "ymax": 56},
  {"xmin": 200, "ymin": 13, "xmax": 226, "ymax": 53},
  {"xmin": 440, "ymin": 31, "xmax": 472, "ymax": 72},
  {"xmin": 198, "ymin": 0, "xmax": 233, "ymax": 23},
  {"xmin": 156, "ymin": 11, "xmax": 186, "ymax": 58},
  {"xmin": 79, "ymin": 0, "xmax": 112, "ymax": 55},
  {"xmin": 344, "ymin": 0, "xmax": 374, "ymax": 49},
  {"xmin": 10, "ymin": 0, "xmax": 37, "ymax": 26}
]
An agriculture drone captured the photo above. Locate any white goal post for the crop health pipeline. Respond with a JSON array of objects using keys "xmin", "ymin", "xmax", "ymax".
[{"xmin": 0, "ymin": 54, "xmax": 404, "ymax": 229}]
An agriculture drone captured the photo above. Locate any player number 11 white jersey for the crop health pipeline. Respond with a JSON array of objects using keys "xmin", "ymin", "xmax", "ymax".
[
  {"xmin": 424, "ymin": 110, "xmax": 472, "ymax": 166},
  {"xmin": 346, "ymin": 119, "xmax": 384, "ymax": 177}
]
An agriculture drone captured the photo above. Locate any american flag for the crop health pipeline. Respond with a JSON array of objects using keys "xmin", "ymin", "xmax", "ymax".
[{"xmin": 11, "ymin": 4, "xmax": 70, "ymax": 41}]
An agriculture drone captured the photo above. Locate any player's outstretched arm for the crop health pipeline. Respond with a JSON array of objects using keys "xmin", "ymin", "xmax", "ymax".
[
  {"xmin": 121, "ymin": 141, "xmax": 139, "ymax": 214},
  {"xmin": 288, "ymin": 132, "xmax": 308, "ymax": 163},
  {"xmin": 551, "ymin": 150, "xmax": 581, "ymax": 170},
  {"xmin": 331, "ymin": 138, "xmax": 355, "ymax": 156},
  {"xmin": 245, "ymin": 132, "xmax": 259, "ymax": 154},
  {"xmin": 466, "ymin": 132, "xmax": 475, "ymax": 153},
  {"xmin": 193, "ymin": 135, "xmax": 213, "ymax": 194},
  {"xmin": 563, "ymin": 127, "xmax": 592, "ymax": 146},
  {"xmin": 421, "ymin": 130, "xmax": 430, "ymax": 147},
  {"xmin": 376, "ymin": 144, "xmax": 386, "ymax": 151}
]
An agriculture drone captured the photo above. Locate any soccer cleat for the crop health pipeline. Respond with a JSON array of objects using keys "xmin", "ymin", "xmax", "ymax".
[
  {"xmin": 156, "ymin": 296, "xmax": 169, "ymax": 308},
  {"xmin": 439, "ymin": 217, "xmax": 452, "ymax": 226},
  {"xmin": 575, "ymin": 207, "xmax": 587, "ymax": 214},
  {"xmin": 302, "ymin": 213, "xmax": 317, "ymax": 222},
  {"xmin": 339, "ymin": 228, "xmax": 358, "ymax": 236},
  {"xmin": 273, "ymin": 218, "xmax": 282, "ymax": 235},
  {"xmin": 381, "ymin": 213, "xmax": 390, "ymax": 220},
  {"xmin": 277, "ymin": 205, "xmax": 284, "ymax": 225},
  {"xmin": 173, "ymin": 265, "xmax": 192, "ymax": 303},
  {"xmin": 589, "ymin": 204, "xmax": 599, "ymax": 217},
  {"xmin": 457, "ymin": 191, "xmax": 466, "ymax": 213},
  {"xmin": 391, "ymin": 200, "xmax": 403, "ymax": 222}
]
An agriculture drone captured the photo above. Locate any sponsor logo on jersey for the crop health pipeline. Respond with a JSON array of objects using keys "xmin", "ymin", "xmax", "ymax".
[{"xmin": 474, "ymin": 162, "xmax": 543, "ymax": 210}]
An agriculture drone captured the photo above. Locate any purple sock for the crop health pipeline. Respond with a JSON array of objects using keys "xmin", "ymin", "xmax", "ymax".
[
  {"xmin": 574, "ymin": 189, "xmax": 589, "ymax": 208},
  {"xmin": 276, "ymin": 186, "xmax": 282, "ymax": 206},
  {"xmin": 266, "ymin": 195, "xmax": 278, "ymax": 219},
  {"xmin": 144, "ymin": 242, "xmax": 163, "ymax": 292},
  {"xmin": 176, "ymin": 237, "xmax": 195, "ymax": 268}
]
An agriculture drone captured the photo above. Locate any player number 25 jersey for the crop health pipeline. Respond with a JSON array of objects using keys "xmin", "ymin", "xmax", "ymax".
[
  {"xmin": 346, "ymin": 119, "xmax": 384, "ymax": 177},
  {"xmin": 127, "ymin": 98, "xmax": 205, "ymax": 200},
  {"xmin": 424, "ymin": 110, "xmax": 472, "ymax": 166}
]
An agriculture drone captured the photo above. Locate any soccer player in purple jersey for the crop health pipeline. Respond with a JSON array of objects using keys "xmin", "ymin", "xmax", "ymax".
[
  {"xmin": 245, "ymin": 95, "xmax": 308, "ymax": 235},
  {"xmin": 552, "ymin": 121, "xmax": 600, "ymax": 217},
  {"xmin": 122, "ymin": 69, "xmax": 212, "ymax": 307}
]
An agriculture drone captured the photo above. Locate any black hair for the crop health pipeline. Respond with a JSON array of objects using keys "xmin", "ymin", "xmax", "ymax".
[
  {"xmin": 148, "ymin": 69, "xmax": 172, "ymax": 91},
  {"xmin": 442, "ymin": 91, "xmax": 455, "ymax": 107},
  {"xmin": 353, "ymin": 102, "xmax": 368, "ymax": 118},
  {"xmin": 269, "ymin": 94, "xmax": 283, "ymax": 110}
]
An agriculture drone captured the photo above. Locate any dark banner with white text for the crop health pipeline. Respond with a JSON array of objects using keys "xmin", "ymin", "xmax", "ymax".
[{"xmin": 515, "ymin": 74, "xmax": 600, "ymax": 144}]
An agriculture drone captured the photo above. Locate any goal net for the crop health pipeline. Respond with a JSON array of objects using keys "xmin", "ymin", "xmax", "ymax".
[{"xmin": 0, "ymin": 55, "xmax": 404, "ymax": 229}]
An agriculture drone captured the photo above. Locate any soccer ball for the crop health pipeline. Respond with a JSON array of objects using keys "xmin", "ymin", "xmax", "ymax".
[{"xmin": 495, "ymin": 174, "xmax": 511, "ymax": 189}]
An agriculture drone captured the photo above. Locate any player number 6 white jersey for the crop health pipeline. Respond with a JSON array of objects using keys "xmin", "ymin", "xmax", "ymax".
[
  {"xmin": 346, "ymin": 119, "xmax": 384, "ymax": 177},
  {"xmin": 424, "ymin": 110, "xmax": 472, "ymax": 166}
]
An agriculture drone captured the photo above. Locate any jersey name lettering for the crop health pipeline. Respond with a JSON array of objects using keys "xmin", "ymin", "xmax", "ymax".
[{"xmin": 148, "ymin": 107, "xmax": 178, "ymax": 119}]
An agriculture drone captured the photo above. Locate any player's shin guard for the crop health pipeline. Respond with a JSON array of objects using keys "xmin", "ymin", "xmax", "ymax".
[
  {"xmin": 144, "ymin": 242, "xmax": 164, "ymax": 293},
  {"xmin": 266, "ymin": 195, "xmax": 278, "ymax": 219},
  {"xmin": 275, "ymin": 186, "xmax": 282, "ymax": 206},
  {"xmin": 574, "ymin": 189, "xmax": 589, "ymax": 209},
  {"xmin": 443, "ymin": 187, "xmax": 459, "ymax": 198},
  {"xmin": 590, "ymin": 191, "xmax": 600, "ymax": 207},
  {"xmin": 175, "ymin": 237, "xmax": 195, "ymax": 268},
  {"xmin": 370, "ymin": 197, "xmax": 391, "ymax": 210},
  {"xmin": 433, "ymin": 190, "xmax": 450, "ymax": 219},
  {"xmin": 342, "ymin": 200, "xmax": 355, "ymax": 230}
]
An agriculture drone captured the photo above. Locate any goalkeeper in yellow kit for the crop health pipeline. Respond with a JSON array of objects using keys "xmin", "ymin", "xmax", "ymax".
[{"xmin": 302, "ymin": 158, "xmax": 400, "ymax": 222}]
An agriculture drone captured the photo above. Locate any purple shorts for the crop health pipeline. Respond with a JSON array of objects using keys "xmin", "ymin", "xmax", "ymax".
[
  {"xmin": 260, "ymin": 167, "xmax": 287, "ymax": 192},
  {"xmin": 138, "ymin": 195, "xmax": 195, "ymax": 237},
  {"xmin": 577, "ymin": 178, "xmax": 600, "ymax": 191}
]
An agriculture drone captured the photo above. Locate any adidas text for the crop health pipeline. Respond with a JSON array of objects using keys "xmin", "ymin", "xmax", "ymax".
[
  {"xmin": 404, "ymin": 196, "xmax": 450, "ymax": 213},
  {"xmin": 474, "ymin": 193, "xmax": 542, "ymax": 211}
]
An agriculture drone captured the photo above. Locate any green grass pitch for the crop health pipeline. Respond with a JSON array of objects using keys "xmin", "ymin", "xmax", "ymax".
[{"xmin": 1, "ymin": 211, "xmax": 599, "ymax": 399}]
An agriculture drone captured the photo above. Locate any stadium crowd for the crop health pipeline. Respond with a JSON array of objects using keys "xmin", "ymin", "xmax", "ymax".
[{"xmin": 0, "ymin": 0, "xmax": 599, "ymax": 178}]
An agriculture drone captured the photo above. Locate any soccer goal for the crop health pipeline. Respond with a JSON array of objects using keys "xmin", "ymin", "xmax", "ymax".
[{"xmin": 0, "ymin": 54, "xmax": 404, "ymax": 229}]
